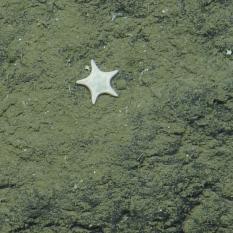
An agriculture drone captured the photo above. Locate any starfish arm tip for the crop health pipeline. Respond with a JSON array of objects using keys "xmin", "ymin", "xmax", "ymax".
[
  {"xmin": 76, "ymin": 79, "xmax": 84, "ymax": 84},
  {"xmin": 108, "ymin": 89, "xmax": 118, "ymax": 97},
  {"xmin": 91, "ymin": 59, "xmax": 98, "ymax": 70},
  {"xmin": 113, "ymin": 70, "xmax": 119, "ymax": 75},
  {"xmin": 91, "ymin": 92, "xmax": 99, "ymax": 104},
  {"xmin": 77, "ymin": 79, "xmax": 88, "ymax": 86},
  {"xmin": 108, "ymin": 70, "xmax": 119, "ymax": 80}
]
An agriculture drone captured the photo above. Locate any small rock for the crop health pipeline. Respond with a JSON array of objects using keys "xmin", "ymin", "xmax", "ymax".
[{"xmin": 116, "ymin": 79, "xmax": 127, "ymax": 90}]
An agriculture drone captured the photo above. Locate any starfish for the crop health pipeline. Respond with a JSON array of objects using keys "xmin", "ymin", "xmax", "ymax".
[{"xmin": 76, "ymin": 60, "xmax": 119, "ymax": 104}]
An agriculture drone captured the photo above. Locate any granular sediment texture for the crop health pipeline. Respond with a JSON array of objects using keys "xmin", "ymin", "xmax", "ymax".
[{"xmin": 0, "ymin": 0, "xmax": 233, "ymax": 232}]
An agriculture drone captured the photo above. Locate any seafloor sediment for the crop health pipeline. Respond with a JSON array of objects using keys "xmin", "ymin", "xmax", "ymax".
[{"xmin": 0, "ymin": 0, "xmax": 233, "ymax": 232}]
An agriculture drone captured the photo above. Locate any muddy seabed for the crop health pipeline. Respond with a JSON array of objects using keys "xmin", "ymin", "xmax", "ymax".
[{"xmin": 0, "ymin": 0, "xmax": 233, "ymax": 232}]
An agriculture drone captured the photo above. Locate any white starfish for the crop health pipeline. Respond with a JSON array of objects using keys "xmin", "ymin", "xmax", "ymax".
[{"xmin": 76, "ymin": 59, "xmax": 119, "ymax": 104}]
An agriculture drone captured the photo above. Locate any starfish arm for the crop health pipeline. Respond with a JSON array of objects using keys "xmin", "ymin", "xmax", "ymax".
[
  {"xmin": 105, "ymin": 87, "xmax": 118, "ymax": 97},
  {"xmin": 76, "ymin": 78, "xmax": 89, "ymax": 86},
  {"xmin": 91, "ymin": 59, "xmax": 99, "ymax": 72},
  {"xmin": 91, "ymin": 91, "xmax": 99, "ymax": 104},
  {"xmin": 105, "ymin": 70, "xmax": 119, "ymax": 80}
]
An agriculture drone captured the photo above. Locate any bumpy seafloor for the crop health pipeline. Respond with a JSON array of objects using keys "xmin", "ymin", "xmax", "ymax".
[{"xmin": 0, "ymin": 1, "xmax": 233, "ymax": 233}]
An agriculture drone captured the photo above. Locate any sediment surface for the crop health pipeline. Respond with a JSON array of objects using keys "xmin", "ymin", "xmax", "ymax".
[{"xmin": 0, "ymin": 1, "xmax": 233, "ymax": 232}]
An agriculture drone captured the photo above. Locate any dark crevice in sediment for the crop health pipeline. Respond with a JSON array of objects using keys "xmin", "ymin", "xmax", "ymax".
[
  {"xmin": 70, "ymin": 221, "xmax": 104, "ymax": 232},
  {"xmin": 0, "ymin": 183, "xmax": 16, "ymax": 189}
]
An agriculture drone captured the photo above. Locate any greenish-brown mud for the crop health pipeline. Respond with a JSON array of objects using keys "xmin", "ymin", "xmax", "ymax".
[{"xmin": 0, "ymin": 0, "xmax": 233, "ymax": 232}]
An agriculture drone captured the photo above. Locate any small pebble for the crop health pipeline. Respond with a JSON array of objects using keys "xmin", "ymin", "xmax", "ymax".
[{"xmin": 116, "ymin": 79, "xmax": 127, "ymax": 90}]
